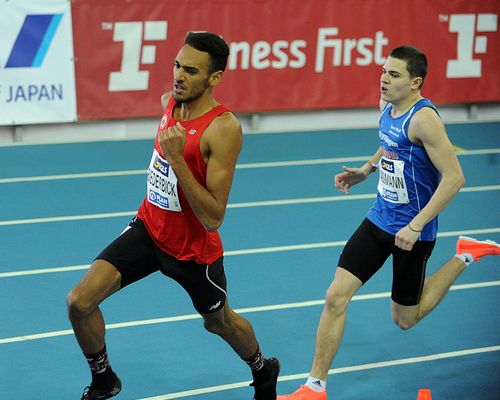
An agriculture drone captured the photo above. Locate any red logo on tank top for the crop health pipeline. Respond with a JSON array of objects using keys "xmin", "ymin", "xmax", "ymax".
[
  {"xmin": 159, "ymin": 115, "xmax": 168, "ymax": 129},
  {"xmin": 383, "ymin": 150, "xmax": 399, "ymax": 160}
]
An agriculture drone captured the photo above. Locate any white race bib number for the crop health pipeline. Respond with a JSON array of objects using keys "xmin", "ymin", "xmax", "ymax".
[
  {"xmin": 146, "ymin": 149, "xmax": 182, "ymax": 212},
  {"xmin": 377, "ymin": 158, "xmax": 409, "ymax": 204}
]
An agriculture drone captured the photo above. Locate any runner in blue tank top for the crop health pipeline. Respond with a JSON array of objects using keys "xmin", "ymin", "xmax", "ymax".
[
  {"xmin": 367, "ymin": 97, "xmax": 441, "ymax": 241},
  {"xmin": 278, "ymin": 46, "xmax": 500, "ymax": 400}
]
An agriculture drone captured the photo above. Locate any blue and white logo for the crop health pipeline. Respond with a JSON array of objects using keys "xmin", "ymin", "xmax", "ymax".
[
  {"xmin": 4, "ymin": 14, "xmax": 63, "ymax": 68},
  {"xmin": 149, "ymin": 190, "xmax": 170, "ymax": 208},
  {"xmin": 153, "ymin": 156, "xmax": 171, "ymax": 176},
  {"xmin": 381, "ymin": 159, "xmax": 394, "ymax": 173},
  {"xmin": 382, "ymin": 188, "xmax": 399, "ymax": 202},
  {"xmin": 0, "ymin": 2, "xmax": 76, "ymax": 125}
]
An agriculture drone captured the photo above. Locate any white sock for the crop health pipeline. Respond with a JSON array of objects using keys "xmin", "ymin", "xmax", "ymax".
[
  {"xmin": 455, "ymin": 253, "xmax": 474, "ymax": 266},
  {"xmin": 306, "ymin": 376, "xmax": 326, "ymax": 392}
]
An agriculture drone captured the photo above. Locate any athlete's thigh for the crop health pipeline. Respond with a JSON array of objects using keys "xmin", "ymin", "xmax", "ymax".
[
  {"xmin": 391, "ymin": 239, "xmax": 435, "ymax": 306},
  {"xmin": 158, "ymin": 253, "xmax": 227, "ymax": 314},
  {"xmin": 95, "ymin": 217, "xmax": 161, "ymax": 288},
  {"xmin": 71, "ymin": 259, "xmax": 122, "ymax": 309},
  {"xmin": 324, "ymin": 267, "xmax": 363, "ymax": 310},
  {"xmin": 338, "ymin": 218, "xmax": 392, "ymax": 284}
]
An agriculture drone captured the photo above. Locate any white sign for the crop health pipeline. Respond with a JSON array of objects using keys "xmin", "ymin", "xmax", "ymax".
[
  {"xmin": 108, "ymin": 21, "xmax": 168, "ymax": 91},
  {"xmin": 446, "ymin": 13, "xmax": 498, "ymax": 78},
  {"xmin": 0, "ymin": 0, "xmax": 77, "ymax": 125}
]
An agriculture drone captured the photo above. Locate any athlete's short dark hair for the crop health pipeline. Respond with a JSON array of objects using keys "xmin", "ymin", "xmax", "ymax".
[
  {"xmin": 185, "ymin": 31, "xmax": 230, "ymax": 74},
  {"xmin": 390, "ymin": 46, "xmax": 428, "ymax": 88}
]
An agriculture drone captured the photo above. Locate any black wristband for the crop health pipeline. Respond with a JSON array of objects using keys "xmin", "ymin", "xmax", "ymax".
[{"xmin": 408, "ymin": 223, "xmax": 422, "ymax": 233}]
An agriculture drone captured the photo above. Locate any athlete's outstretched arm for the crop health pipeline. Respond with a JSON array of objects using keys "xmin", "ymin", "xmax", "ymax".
[
  {"xmin": 334, "ymin": 147, "xmax": 383, "ymax": 194},
  {"xmin": 334, "ymin": 98, "xmax": 387, "ymax": 194}
]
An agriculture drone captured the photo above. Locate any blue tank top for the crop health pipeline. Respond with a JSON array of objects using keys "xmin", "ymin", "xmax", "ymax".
[{"xmin": 366, "ymin": 98, "xmax": 440, "ymax": 240}]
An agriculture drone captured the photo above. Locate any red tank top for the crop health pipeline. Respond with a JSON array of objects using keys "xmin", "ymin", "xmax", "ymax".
[{"xmin": 137, "ymin": 97, "xmax": 228, "ymax": 264}]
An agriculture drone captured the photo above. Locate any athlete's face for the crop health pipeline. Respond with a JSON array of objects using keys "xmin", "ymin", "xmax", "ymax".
[
  {"xmin": 380, "ymin": 56, "xmax": 422, "ymax": 104},
  {"xmin": 172, "ymin": 45, "xmax": 217, "ymax": 103}
]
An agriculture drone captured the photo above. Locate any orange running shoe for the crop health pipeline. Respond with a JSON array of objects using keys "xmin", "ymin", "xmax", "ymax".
[
  {"xmin": 456, "ymin": 236, "xmax": 500, "ymax": 261},
  {"xmin": 277, "ymin": 385, "xmax": 327, "ymax": 400}
]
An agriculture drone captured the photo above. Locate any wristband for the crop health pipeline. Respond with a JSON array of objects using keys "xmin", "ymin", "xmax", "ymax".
[
  {"xmin": 408, "ymin": 223, "xmax": 422, "ymax": 233},
  {"xmin": 368, "ymin": 160, "xmax": 378, "ymax": 172}
]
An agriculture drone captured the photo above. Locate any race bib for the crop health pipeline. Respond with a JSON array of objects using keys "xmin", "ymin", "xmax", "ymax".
[
  {"xmin": 146, "ymin": 149, "xmax": 182, "ymax": 212},
  {"xmin": 377, "ymin": 158, "xmax": 409, "ymax": 204}
]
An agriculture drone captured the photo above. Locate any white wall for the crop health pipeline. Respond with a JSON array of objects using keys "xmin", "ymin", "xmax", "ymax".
[{"xmin": 0, "ymin": 103, "xmax": 498, "ymax": 144}]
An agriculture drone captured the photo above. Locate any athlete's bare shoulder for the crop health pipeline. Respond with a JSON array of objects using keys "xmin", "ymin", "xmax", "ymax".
[
  {"xmin": 202, "ymin": 110, "xmax": 242, "ymax": 157},
  {"xmin": 209, "ymin": 111, "xmax": 241, "ymax": 136}
]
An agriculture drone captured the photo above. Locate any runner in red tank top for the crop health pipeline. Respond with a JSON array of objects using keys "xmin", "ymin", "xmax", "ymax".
[
  {"xmin": 137, "ymin": 96, "xmax": 227, "ymax": 265},
  {"xmin": 67, "ymin": 31, "xmax": 279, "ymax": 400}
]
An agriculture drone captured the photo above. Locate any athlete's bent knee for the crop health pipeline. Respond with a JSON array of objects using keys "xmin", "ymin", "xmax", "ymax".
[
  {"xmin": 203, "ymin": 317, "xmax": 226, "ymax": 335},
  {"xmin": 66, "ymin": 288, "xmax": 95, "ymax": 319},
  {"xmin": 203, "ymin": 308, "xmax": 242, "ymax": 336},
  {"xmin": 392, "ymin": 314, "xmax": 418, "ymax": 330},
  {"xmin": 324, "ymin": 286, "xmax": 351, "ymax": 315}
]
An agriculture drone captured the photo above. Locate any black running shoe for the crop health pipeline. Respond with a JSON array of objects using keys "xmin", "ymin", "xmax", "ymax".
[
  {"xmin": 250, "ymin": 357, "xmax": 280, "ymax": 400},
  {"xmin": 81, "ymin": 372, "xmax": 122, "ymax": 400}
]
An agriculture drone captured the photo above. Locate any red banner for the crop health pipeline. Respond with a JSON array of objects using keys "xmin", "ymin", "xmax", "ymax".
[{"xmin": 72, "ymin": 0, "xmax": 500, "ymax": 120}]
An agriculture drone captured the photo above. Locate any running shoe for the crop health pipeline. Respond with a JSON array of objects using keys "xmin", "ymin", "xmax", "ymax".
[
  {"xmin": 251, "ymin": 357, "xmax": 280, "ymax": 400},
  {"xmin": 277, "ymin": 385, "xmax": 327, "ymax": 400},
  {"xmin": 81, "ymin": 372, "xmax": 121, "ymax": 400},
  {"xmin": 456, "ymin": 236, "xmax": 500, "ymax": 261}
]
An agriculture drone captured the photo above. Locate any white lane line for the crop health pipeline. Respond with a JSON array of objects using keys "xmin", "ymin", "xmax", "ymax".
[
  {"xmin": 0, "ymin": 264, "xmax": 91, "ymax": 278},
  {"xmin": 1, "ymin": 149, "xmax": 499, "ymax": 184},
  {"xmin": 1, "ymin": 185, "xmax": 499, "ymax": 227},
  {"xmin": 236, "ymin": 156, "xmax": 370, "ymax": 169},
  {"xmin": 1, "ymin": 280, "xmax": 498, "ymax": 345},
  {"xmin": 0, "ymin": 211, "xmax": 137, "ymax": 226},
  {"xmin": 0, "ymin": 170, "xmax": 145, "ymax": 184},
  {"xmin": 136, "ymin": 345, "xmax": 500, "ymax": 399},
  {"xmin": 1, "ymin": 227, "xmax": 499, "ymax": 279}
]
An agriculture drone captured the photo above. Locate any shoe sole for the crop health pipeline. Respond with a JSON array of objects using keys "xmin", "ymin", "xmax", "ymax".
[
  {"xmin": 458, "ymin": 236, "xmax": 499, "ymax": 246},
  {"xmin": 457, "ymin": 236, "xmax": 500, "ymax": 261},
  {"xmin": 82, "ymin": 377, "xmax": 121, "ymax": 400}
]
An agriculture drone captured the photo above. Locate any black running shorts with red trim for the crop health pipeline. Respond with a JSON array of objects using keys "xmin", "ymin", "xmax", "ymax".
[
  {"xmin": 95, "ymin": 217, "xmax": 227, "ymax": 314},
  {"xmin": 338, "ymin": 218, "xmax": 435, "ymax": 306}
]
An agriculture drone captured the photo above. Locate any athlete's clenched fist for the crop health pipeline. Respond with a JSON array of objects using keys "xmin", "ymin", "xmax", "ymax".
[{"xmin": 158, "ymin": 122, "xmax": 186, "ymax": 165}]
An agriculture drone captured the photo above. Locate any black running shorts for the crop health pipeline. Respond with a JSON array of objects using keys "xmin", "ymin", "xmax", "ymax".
[
  {"xmin": 95, "ymin": 217, "xmax": 227, "ymax": 314},
  {"xmin": 338, "ymin": 218, "xmax": 435, "ymax": 306}
]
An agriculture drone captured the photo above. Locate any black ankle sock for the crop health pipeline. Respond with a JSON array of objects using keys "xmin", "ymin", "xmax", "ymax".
[
  {"xmin": 85, "ymin": 346, "xmax": 114, "ymax": 388},
  {"xmin": 243, "ymin": 345, "xmax": 266, "ymax": 376}
]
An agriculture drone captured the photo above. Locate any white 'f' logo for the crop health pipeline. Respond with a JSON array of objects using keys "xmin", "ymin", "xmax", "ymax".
[
  {"xmin": 108, "ymin": 21, "xmax": 168, "ymax": 91},
  {"xmin": 446, "ymin": 14, "xmax": 498, "ymax": 78}
]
